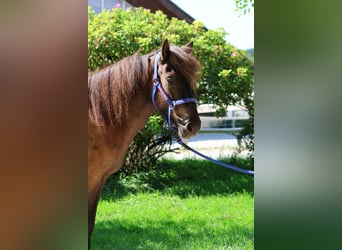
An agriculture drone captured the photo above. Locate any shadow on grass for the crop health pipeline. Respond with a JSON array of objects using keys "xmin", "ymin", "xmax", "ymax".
[
  {"xmin": 101, "ymin": 158, "xmax": 254, "ymax": 201},
  {"xmin": 91, "ymin": 218, "xmax": 253, "ymax": 250}
]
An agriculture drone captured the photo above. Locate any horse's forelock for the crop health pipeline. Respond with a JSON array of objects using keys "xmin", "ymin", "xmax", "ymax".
[{"xmin": 169, "ymin": 45, "xmax": 201, "ymax": 92}]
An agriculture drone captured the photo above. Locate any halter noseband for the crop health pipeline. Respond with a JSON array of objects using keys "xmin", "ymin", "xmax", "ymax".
[{"xmin": 151, "ymin": 52, "xmax": 197, "ymax": 130}]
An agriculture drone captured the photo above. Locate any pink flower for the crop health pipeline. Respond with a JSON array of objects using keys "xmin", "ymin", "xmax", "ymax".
[
  {"xmin": 114, "ymin": 3, "xmax": 120, "ymax": 8},
  {"xmin": 231, "ymin": 51, "xmax": 237, "ymax": 57}
]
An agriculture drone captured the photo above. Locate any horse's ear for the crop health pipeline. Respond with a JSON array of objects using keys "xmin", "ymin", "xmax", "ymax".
[
  {"xmin": 161, "ymin": 39, "xmax": 170, "ymax": 60},
  {"xmin": 182, "ymin": 41, "xmax": 193, "ymax": 54}
]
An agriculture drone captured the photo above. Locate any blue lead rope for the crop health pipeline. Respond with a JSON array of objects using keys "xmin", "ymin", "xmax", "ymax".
[{"xmin": 175, "ymin": 134, "xmax": 254, "ymax": 175}]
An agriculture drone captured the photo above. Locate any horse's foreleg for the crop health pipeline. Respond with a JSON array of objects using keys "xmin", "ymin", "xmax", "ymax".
[{"xmin": 88, "ymin": 179, "xmax": 105, "ymax": 249}]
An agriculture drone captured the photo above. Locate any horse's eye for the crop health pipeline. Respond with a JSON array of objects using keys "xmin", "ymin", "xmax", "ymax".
[{"xmin": 166, "ymin": 65, "xmax": 173, "ymax": 72}]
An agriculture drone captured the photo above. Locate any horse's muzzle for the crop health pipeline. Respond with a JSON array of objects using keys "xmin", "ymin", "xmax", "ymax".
[{"xmin": 177, "ymin": 117, "xmax": 201, "ymax": 139}]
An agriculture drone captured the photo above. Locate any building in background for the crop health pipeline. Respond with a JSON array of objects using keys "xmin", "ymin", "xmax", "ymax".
[{"xmin": 88, "ymin": 0, "xmax": 195, "ymax": 24}]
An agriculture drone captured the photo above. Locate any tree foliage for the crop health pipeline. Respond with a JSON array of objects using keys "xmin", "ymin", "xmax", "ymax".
[
  {"xmin": 235, "ymin": 0, "xmax": 254, "ymax": 16},
  {"xmin": 88, "ymin": 7, "xmax": 254, "ymax": 172}
]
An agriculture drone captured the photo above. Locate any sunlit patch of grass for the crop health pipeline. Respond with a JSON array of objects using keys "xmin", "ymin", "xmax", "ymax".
[{"xmin": 92, "ymin": 158, "xmax": 254, "ymax": 249}]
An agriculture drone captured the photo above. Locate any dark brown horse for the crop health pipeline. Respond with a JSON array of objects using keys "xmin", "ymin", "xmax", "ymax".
[{"xmin": 88, "ymin": 39, "xmax": 201, "ymax": 247}]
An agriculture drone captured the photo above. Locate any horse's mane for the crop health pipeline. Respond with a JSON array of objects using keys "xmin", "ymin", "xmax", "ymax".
[
  {"xmin": 88, "ymin": 45, "xmax": 201, "ymax": 129},
  {"xmin": 88, "ymin": 52, "xmax": 151, "ymax": 128}
]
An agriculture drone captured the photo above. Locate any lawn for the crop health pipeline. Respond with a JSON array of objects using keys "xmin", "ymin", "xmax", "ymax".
[{"xmin": 91, "ymin": 158, "xmax": 254, "ymax": 249}]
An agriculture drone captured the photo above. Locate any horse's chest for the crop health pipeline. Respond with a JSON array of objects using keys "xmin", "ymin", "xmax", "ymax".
[{"xmin": 88, "ymin": 129, "xmax": 131, "ymax": 176}]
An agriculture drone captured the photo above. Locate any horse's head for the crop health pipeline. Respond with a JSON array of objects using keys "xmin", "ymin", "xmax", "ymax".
[{"xmin": 153, "ymin": 39, "xmax": 202, "ymax": 139}]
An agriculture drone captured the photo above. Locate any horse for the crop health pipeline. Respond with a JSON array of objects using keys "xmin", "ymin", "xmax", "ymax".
[{"xmin": 88, "ymin": 39, "xmax": 202, "ymax": 247}]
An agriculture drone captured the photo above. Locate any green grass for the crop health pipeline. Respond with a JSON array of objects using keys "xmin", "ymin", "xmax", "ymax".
[{"xmin": 92, "ymin": 158, "xmax": 254, "ymax": 250}]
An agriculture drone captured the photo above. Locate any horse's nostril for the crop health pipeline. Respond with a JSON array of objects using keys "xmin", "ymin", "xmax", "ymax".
[{"xmin": 187, "ymin": 123, "xmax": 193, "ymax": 132}]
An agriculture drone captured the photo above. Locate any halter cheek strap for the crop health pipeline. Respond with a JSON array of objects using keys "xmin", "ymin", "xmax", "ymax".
[{"xmin": 152, "ymin": 52, "xmax": 197, "ymax": 130}]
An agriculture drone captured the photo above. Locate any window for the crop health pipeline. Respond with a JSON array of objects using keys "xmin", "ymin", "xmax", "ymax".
[{"xmin": 88, "ymin": 0, "xmax": 132, "ymax": 14}]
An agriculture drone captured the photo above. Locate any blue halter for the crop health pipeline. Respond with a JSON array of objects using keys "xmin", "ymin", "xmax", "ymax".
[
  {"xmin": 151, "ymin": 51, "xmax": 254, "ymax": 175},
  {"xmin": 151, "ymin": 52, "xmax": 197, "ymax": 130}
]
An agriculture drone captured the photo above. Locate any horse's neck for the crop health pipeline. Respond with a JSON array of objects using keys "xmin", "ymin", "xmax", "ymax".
[
  {"xmin": 88, "ymin": 81, "xmax": 154, "ymax": 169},
  {"xmin": 123, "ymin": 94, "xmax": 154, "ymax": 138},
  {"xmin": 88, "ymin": 53, "xmax": 156, "ymax": 176}
]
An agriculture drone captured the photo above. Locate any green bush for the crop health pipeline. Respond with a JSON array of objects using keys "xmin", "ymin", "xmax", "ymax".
[{"xmin": 88, "ymin": 7, "xmax": 254, "ymax": 172}]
